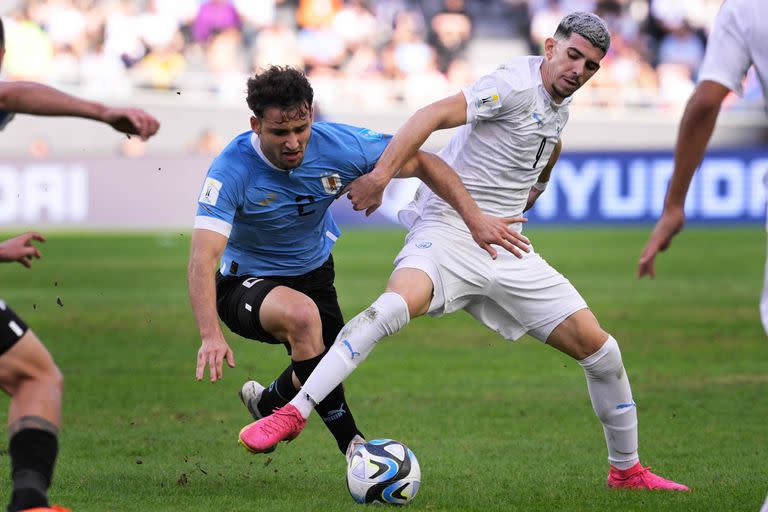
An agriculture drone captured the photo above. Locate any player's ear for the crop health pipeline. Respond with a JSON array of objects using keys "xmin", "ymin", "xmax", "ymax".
[
  {"xmin": 544, "ymin": 37, "xmax": 557, "ymax": 60},
  {"xmin": 250, "ymin": 115, "xmax": 260, "ymax": 135}
]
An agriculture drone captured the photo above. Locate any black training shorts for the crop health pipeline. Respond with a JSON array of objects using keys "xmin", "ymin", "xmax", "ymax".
[
  {"xmin": 0, "ymin": 300, "xmax": 29, "ymax": 356},
  {"xmin": 215, "ymin": 255, "xmax": 344, "ymax": 353}
]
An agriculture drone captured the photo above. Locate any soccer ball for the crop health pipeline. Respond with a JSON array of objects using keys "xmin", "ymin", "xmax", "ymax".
[{"xmin": 346, "ymin": 439, "xmax": 421, "ymax": 505}]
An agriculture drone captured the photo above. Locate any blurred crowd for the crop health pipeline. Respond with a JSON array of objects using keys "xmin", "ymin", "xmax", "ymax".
[{"xmin": 0, "ymin": 0, "xmax": 763, "ymax": 117}]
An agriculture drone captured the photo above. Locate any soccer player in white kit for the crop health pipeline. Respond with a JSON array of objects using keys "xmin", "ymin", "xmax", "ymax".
[
  {"xmin": 635, "ymin": 0, "xmax": 768, "ymax": 507},
  {"xmin": 639, "ymin": 0, "xmax": 768, "ymax": 335},
  {"xmin": 240, "ymin": 12, "xmax": 689, "ymax": 491}
]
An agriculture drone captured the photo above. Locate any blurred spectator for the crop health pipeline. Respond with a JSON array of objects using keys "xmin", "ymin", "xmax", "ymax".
[
  {"xmin": 133, "ymin": 29, "xmax": 187, "ymax": 89},
  {"xmin": 428, "ymin": 0, "xmax": 472, "ymax": 73},
  {"xmin": 296, "ymin": 0, "xmax": 342, "ymax": 30},
  {"xmin": 205, "ymin": 28, "xmax": 247, "ymax": 98},
  {"xmin": 657, "ymin": 22, "xmax": 704, "ymax": 76},
  {"xmin": 529, "ymin": 0, "xmax": 565, "ymax": 51},
  {"xmin": 190, "ymin": 128, "xmax": 225, "ymax": 155},
  {"xmin": 192, "ymin": 0, "xmax": 241, "ymax": 44},
  {"xmin": 332, "ymin": 0, "xmax": 377, "ymax": 50},
  {"xmin": 2, "ymin": 8, "xmax": 53, "ymax": 80},
  {"xmin": 253, "ymin": 22, "xmax": 304, "ymax": 70}
]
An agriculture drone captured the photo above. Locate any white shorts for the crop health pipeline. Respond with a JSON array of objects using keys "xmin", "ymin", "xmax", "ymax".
[{"xmin": 393, "ymin": 222, "xmax": 588, "ymax": 342}]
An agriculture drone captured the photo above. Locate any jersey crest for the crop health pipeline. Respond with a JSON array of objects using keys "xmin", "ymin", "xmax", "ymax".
[{"xmin": 321, "ymin": 173, "xmax": 343, "ymax": 195}]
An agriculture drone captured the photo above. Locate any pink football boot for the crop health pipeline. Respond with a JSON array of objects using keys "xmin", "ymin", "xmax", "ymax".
[
  {"xmin": 238, "ymin": 404, "xmax": 306, "ymax": 454},
  {"xmin": 608, "ymin": 462, "xmax": 690, "ymax": 491}
]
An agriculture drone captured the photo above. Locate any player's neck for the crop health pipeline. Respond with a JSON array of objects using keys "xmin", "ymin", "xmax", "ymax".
[{"xmin": 539, "ymin": 62, "xmax": 566, "ymax": 105}]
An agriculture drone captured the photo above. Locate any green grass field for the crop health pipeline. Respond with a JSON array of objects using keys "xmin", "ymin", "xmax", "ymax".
[{"xmin": 0, "ymin": 227, "xmax": 766, "ymax": 511}]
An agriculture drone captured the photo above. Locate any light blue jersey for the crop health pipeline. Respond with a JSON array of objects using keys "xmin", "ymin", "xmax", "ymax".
[{"xmin": 194, "ymin": 122, "xmax": 391, "ymax": 277}]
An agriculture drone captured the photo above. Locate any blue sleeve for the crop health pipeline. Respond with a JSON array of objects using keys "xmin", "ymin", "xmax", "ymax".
[
  {"xmin": 353, "ymin": 127, "xmax": 393, "ymax": 174},
  {"xmin": 194, "ymin": 157, "xmax": 245, "ymax": 235}
]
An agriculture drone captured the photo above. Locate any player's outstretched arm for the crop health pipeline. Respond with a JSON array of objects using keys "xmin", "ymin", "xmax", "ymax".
[
  {"xmin": 402, "ymin": 150, "xmax": 530, "ymax": 260},
  {"xmin": 0, "ymin": 81, "xmax": 160, "ymax": 140},
  {"xmin": 188, "ymin": 229, "xmax": 235, "ymax": 382},
  {"xmin": 344, "ymin": 92, "xmax": 468, "ymax": 215},
  {"xmin": 525, "ymin": 139, "xmax": 562, "ymax": 212},
  {"xmin": 0, "ymin": 231, "xmax": 45, "ymax": 268},
  {"xmin": 637, "ymin": 81, "xmax": 730, "ymax": 279}
]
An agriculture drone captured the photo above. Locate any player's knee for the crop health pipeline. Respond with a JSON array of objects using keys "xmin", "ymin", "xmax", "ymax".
[
  {"xmin": 372, "ymin": 292, "xmax": 410, "ymax": 336},
  {"xmin": 579, "ymin": 336, "xmax": 623, "ymax": 379},
  {"xmin": 283, "ymin": 299, "xmax": 322, "ymax": 345}
]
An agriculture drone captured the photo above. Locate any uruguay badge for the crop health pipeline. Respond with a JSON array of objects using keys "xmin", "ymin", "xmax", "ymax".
[{"xmin": 321, "ymin": 173, "xmax": 343, "ymax": 195}]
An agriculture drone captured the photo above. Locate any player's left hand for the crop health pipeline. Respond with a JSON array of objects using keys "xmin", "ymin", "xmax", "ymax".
[
  {"xmin": 466, "ymin": 215, "xmax": 530, "ymax": 260},
  {"xmin": 637, "ymin": 207, "xmax": 685, "ymax": 279},
  {"xmin": 0, "ymin": 231, "xmax": 46, "ymax": 268},
  {"xmin": 102, "ymin": 108, "xmax": 161, "ymax": 141},
  {"xmin": 343, "ymin": 173, "xmax": 390, "ymax": 216}
]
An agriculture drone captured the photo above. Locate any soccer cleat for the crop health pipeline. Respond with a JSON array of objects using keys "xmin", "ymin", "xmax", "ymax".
[
  {"xmin": 238, "ymin": 403, "xmax": 306, "ymax": 454},
  {"xmin": 607, "ymin": 463, "xmax": 690, "ymax": 491},
  {"xmin": 345, "ymin": 434, "xmax": 367, "ymax": 466},
  {"xmin": 20, "ymin": 506, "xmax": 71, "ymax": 512},
  {"xmin": 239, "ymin": 380, "xmax": 266, "ymax": 420}
]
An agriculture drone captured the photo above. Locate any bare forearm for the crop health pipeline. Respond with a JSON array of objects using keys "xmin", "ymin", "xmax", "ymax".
[
  {"xmin": 665, "ymin": 95, "xmax": 721, "ymax": 210},
  {"xmin": 187, "ymin": 256, "xmax": 223, "ymax": 339},
  {"xmin": 0, "ymin": 81, "xmax": 106, "ymax": 120},
  {"xmin": 415, "ymin": 152, "xmax": 483, "ymax": 226}
]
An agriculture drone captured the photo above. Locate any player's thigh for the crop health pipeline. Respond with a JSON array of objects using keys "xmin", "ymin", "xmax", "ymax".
[
  {"xmin": 0, "ymin": 316, "xmax": 60, "ymax": 397},
  {"xmin": 484, "ymin": 251, "xmax": 589, "ymax": 342},
  {"xmin": 394, "ymin": 224, "xmax": 492, "ymax": 317},
  {"xmin": 215, "ymin": 274, "xmax": 284, "ymax": 344}
]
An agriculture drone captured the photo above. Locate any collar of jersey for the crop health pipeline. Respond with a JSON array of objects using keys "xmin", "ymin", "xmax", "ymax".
[{"xmin": 250, "ymin": 132, "xmax": 294, "ymax": 172}]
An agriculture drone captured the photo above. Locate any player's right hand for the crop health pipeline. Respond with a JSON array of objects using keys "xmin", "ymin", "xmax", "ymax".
[
  {"xmin": 196, "ymin": 335, "xmax": 235, "ymax": 382},
  {"xmin": 103, "ymin": 107, "xmax": 160, "ymax": 141},
  {"xmin": 637, "ymin": 208, "xmax": 685, "ymax": 279},
  {"xmin": 0, "ymin": 231, "xmax": 46, "ymax": 268},
  {"xmin": 467, "ymin": 215, "xmax": 530, "ymax": 260}
]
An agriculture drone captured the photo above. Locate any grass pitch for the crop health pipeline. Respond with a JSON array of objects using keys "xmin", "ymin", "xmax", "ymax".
[{"xmin": 0, "ymin": 227, "xmax": 765, "ymax": 511}]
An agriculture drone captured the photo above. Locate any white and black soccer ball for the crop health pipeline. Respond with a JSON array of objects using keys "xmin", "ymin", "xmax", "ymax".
[{"xmin": 346, "ymin": 439, "xmax": 421, "ymax": 505}]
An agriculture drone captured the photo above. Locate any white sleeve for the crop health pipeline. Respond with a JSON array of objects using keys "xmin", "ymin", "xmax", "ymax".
[
  {"xmin": 698, "ymin": 0, "xmax": 752, "ymax": 94},
  {"xmin": 461, "ymin": 67, "xmax": 522, "ymax": 124}
]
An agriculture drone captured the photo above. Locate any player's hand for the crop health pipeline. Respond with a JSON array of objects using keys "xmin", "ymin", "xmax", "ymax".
[
  {"xmin": 196, "ymin": 335, "xmax": 235, "ymax": 382},
  {"xmin": 102, "ymin": 107, "xmax": 160, "ymax": 141},
  {"xmin": 343, "ymin": 172, "xmax": 389, "ymax": 216},
  {"xmin": 466, "ymin": 215, "xmax": 530, "ymax": 260},
  {"xmin": 0, "ymin": 231, "xmax": 46, "ymax": 268},
  {"xmin": 524, "ymin": 187, "xmax": 543, "ymax": 212},
  {"xmin": 637, "ymin": 207, "xmax": 685, "ymax": 279}
]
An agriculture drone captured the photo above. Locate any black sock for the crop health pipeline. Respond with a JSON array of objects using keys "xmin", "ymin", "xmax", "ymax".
[
  {"xmin": 8, "ymin": 428, "xmax": 58, "ymax": 512},
  {"xmin": 256, "ymin": 365, "xmax": 298, "ymax": 417},
  {"xmin": 293, "ymin": 352, "xmax": 364, "ymax": 454}
]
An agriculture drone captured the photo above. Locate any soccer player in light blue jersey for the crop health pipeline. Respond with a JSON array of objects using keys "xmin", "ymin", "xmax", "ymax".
[{"xmin": 188, "ymin": 66, "xmax": 528, "ymax": 460}]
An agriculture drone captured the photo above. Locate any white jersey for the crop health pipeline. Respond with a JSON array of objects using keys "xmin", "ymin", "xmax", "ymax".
[
  {"xmin": 698, "ymin": 0, "xmax": 768, "ymax": 100},
  {"xmin": 400, "ymin": 56, "xmax": 570, "ymax": 233}
]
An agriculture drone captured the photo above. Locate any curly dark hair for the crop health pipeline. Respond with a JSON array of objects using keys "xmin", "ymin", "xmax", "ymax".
[{"xmin": 246, "ymin": 66, "xmax": 314, "ymax": 118}]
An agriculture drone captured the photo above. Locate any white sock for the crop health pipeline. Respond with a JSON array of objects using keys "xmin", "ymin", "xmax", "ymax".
[
  {"xmin": 578, "ymin": 336, "xmax": 639, "ymax": 470},
  {"xmin": 291, "ymin": 292, "xmax": 410, "ymax": 418}
]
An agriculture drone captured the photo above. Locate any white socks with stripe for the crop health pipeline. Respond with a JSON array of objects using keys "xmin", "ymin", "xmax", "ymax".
[
  {"xmin": 291, "ymin": 292, "xmax": 410, "ymax": 418},
  {"xmin": 578, "ymin": 336, "xmax": 639, "ymax": 470}
]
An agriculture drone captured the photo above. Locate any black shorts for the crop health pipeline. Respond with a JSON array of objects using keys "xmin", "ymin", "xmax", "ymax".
[
  {"xmin": 0, "ymin": 300, "xmax": 29, "ymax": 356},
  {"xmin": 215, "ymin": 255, "xmax": 344, "ymax": 354}
]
